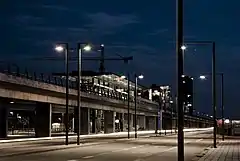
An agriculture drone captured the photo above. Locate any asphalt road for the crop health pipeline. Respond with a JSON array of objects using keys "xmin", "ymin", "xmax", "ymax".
[{"xmin": 0, "ymin": 130, "xmax": 215, "ymax": 161}]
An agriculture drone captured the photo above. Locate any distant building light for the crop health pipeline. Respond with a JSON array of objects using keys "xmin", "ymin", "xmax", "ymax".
[
  {"xmin": 115, "ymin": 119, "xmax": 120, "ymax": 123},
  {"xmin": 120, "ymin": 75, "xmax": 126, "ymax": 79},
  {"xmin": 225, "ymin": 119, "xmax": 230, "ymax": 124},
  {"xmin": 10, "ymin": 101, "xmax": 14, "ymax": 104},
  {"xmin": 199, "ymin": 75, "xmax": 206, "ymax": 80}
]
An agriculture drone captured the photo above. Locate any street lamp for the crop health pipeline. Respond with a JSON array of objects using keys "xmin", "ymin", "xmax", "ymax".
[
  {"xmin": 55, "ymin": 45, "xmax": 65, "ymax": 52},
  {"xmin": 182, "ymin": 41, "xmax": 217, "ymax": 148},
  {"xmin": 176, "ymin": 0, "xmax": 184, "ymax": 160},
  {"xmin": 199, "ymin": 75, "xmax": 207, "ymax": 80},
  {"xmin": 181, "ymin": 45, "xmax": 187, "ymax": 51},
  {"xmin": 54, "ymin": 43, "xmax": 69, "ymax": 145},
  {"xmin": 76, "ymin": 43, "xmax": 92, "ymax": 145},
  {"xmin": 127, "ymin": 73, "xmax": 131, "ymax": 139},
  {"xmin": 199, "ymin": 73, "xmax": 225, "ymax": 141},
  {"xmin": 134, "ymin": 74, "xmax": 144, "ymax": 138}
]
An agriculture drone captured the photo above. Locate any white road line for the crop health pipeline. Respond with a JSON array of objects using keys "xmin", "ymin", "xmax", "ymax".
[
  {"xmin": 96, "ymin": 152, "xmax": 110, "ymax": 156},
  {"xmin": 82, "ymin": 156, "xmax": 94, "ymax": 159},
  {"xmin": 134, "ymin": 159, "xmax": 144, "ymax": 161},
  {"xmin": 196, "ymin": 139, "xmax": 203, "ymax": 142},
  {"xmin": 162, "ymin": 146, "xmax": 177, "ymax": 152},
  {"xmin": 143, "ymin": 153, "xmax": 153, "ymax": 157}
]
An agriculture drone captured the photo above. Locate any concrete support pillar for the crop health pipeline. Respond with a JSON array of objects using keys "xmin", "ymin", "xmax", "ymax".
[
  {"xmin": 74, "ymin": 107, "xmax": 90, "ymax": 134},
  {"xmin": 138, "ymin": 115, "xmax": 146, "ymax": 130},
  {"xmin": 35, "ymin": 103, "xmax": 52, "ymax": 137},
  {"xmin": 104, "ymin": 111, "xmax": 115, "ymax": 133},
  {"xmin": 172, "ymin": 119, "xmax": 177, "ymax": 129},
  {"xmin": 195, "ymin": 120, "xmax": 198, "ymax": 128},
  {"xmin": 81, "ymin": 107, "xmax": 90, "ymax": 135},
  {"xmin": 130, "ymin": 114, "xmax": 133, "ymax": 131},
  {"xmin": 91, "ymin": 109, "xmax": 96, "ymax": 133},
  {"xmin": 0, "ymin": 105, "xmax": 8, "ymax": 138},
  {"xmin": 146, "ymin": 116, "xmax": 156, "ymax": 130},
  {"xmin": 120, "ymin": 113, "xmax": 124, "ymax": 132},
  {"xmin": 123, "ymin": 113, "xmax": 133, "ymax": 131},
  {"xmin": 74, "ymin": 107, "xmax": 79, "ymax": 134},
  {"xmin": 96, "ymin": 110, "xmax": 102, "ymax": 133}
]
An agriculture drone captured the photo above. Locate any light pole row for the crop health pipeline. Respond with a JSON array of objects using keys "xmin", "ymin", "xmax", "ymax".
[
  {"xmin": 177, "ymin": 0, "xmax": 218, "ymax": 156},
  {"xmin": 55, "ymin": 43, "xmax": 144, "ymax": 144},
  {"xmin": 199, "ymin": 73, "xmax": 225, "ymax": 141},
  {"xmin": 55, "ymin": 43, "xmax": 104, "ymax": 145},
  {"xmin": 134, "ymin": 74, "xmax": 144, "ymax": 138},
  {"xmin": 181, "ymin": 41, "xmax": 217, "ymax": 148}
]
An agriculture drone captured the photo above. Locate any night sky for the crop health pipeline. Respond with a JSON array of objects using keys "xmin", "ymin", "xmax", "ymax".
[{"xmin": 1, "ymin": 1, "xmax": 240, "ymax": 118}]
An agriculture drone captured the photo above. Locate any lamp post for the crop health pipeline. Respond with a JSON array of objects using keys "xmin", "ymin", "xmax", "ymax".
[
  {"xmin": 99, "ymin": 44, "xmax": 105, "ymax": 73},
  {"xmin": 182, "ymin": 41, "xmax": 217, "ymax": 148},
  {"xmin": 127, "ymin": 72, "xmax": 130, "ymax": 139},
  {"xmin": 221, "ymin": 73, "xmax": 224, "ymax": 141},
  {"xmin": 170, "ymin": 100, "xmax": 173, "ymax": 134},
  {"xmin": 199, "ymin": 72, "xmax": 224, "ymax": 141},
  {"xmin": 55, "ymin": 43, "xmax": 69, "ymax": 145},
  {"xmin": 76, "ymin": 43, "xmax": 92, "ymax": 145},
  {"xmin": 176, "ymin": 0, "xmax": 184, "ymax": 159},
  {"xmin": 134, "ymin": 74, "xmax": 144, "ymax": 138},
  {"xmin": 176, "ymin": 0, "xmax": 184, "ymax": 158}
]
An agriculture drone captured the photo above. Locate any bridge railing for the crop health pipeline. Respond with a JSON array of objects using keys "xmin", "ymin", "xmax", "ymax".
[{"xmin": 0, "ymin": 63, "xmax": 158, "ymax": 110}]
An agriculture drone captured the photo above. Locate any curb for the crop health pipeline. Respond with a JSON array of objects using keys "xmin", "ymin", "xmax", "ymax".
[
  {"xmin": 192, "ymin": 147, "xmax": 211, "ymax": 161},
  {"xmin": 0, "ymin": 142, "xmax": 102, "ymax": 158},
  {"xmin": 191, "ymin": 140, "xmax": 221, "ymax": 161}
]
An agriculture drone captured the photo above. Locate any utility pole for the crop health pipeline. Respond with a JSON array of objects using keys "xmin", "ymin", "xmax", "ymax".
[
  {"xmin": 221, "ymin": 73, "xmax": 224, "ymax": 141},
  {"xmin": 212, "ymin": 42, "xmax": 217, "ymax": 148},
  {"xmin": 65, "ymin": 44, "xmax": 69, "ymax": 146},
  {"xmin": 176, "ymin": 0, "xmax": 184, "ymax": 161}
]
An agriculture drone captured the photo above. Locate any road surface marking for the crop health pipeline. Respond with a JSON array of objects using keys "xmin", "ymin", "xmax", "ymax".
[
  {"xmin": 112, "ymin": 145, "xmax": 144, "ymax": 152},
  {"xmin": 196, "ymin": 139, "xmax": 203, "ymax": 142},
  {"xmin": 82, "ymin": 156, "xmax": 94, "ymax": 159},
  {"xmin": 96, "ymin": 152, "xmax": 110, "ymax": 156},
  {"xmin": 162, "ymin": 146, "xmax": 177, "ymax": 152},
  {"xmin": 134, "ymin": 159, "xmax": 144, "ymax": 161}
]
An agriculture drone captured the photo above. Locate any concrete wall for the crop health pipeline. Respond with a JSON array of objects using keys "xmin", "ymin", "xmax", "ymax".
[{"xmin": 0, "ymin": 73, "xmax": 158, "ymax": 116}]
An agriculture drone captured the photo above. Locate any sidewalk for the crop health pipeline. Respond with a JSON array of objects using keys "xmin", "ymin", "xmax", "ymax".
[
  {"xmin": 0, "ymin": 128, "xmax": 211, "ymax": 143},
  {"xmin": 197, "ymin": 137, "xmax": 240, "ymax": 161}
]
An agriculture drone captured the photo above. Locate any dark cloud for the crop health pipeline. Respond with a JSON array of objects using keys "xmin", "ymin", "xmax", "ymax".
[
  {"xmin": 147, "ymin": 29, "xmax": 169, "ymax": 36},
  {"xmin": 14, "ymin": 15, "xmax": 44, "ymax": 24},
  {"xmin": 41, "ymin": 5, "xmax": 70, "ymax": 11},
  {"xmin": 84, "ymin": 12, "xmax": 139, "ymax": 31},
  {"xmin": 2, "ymin": 1, "xmax": 240, "ymax": 117}
]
